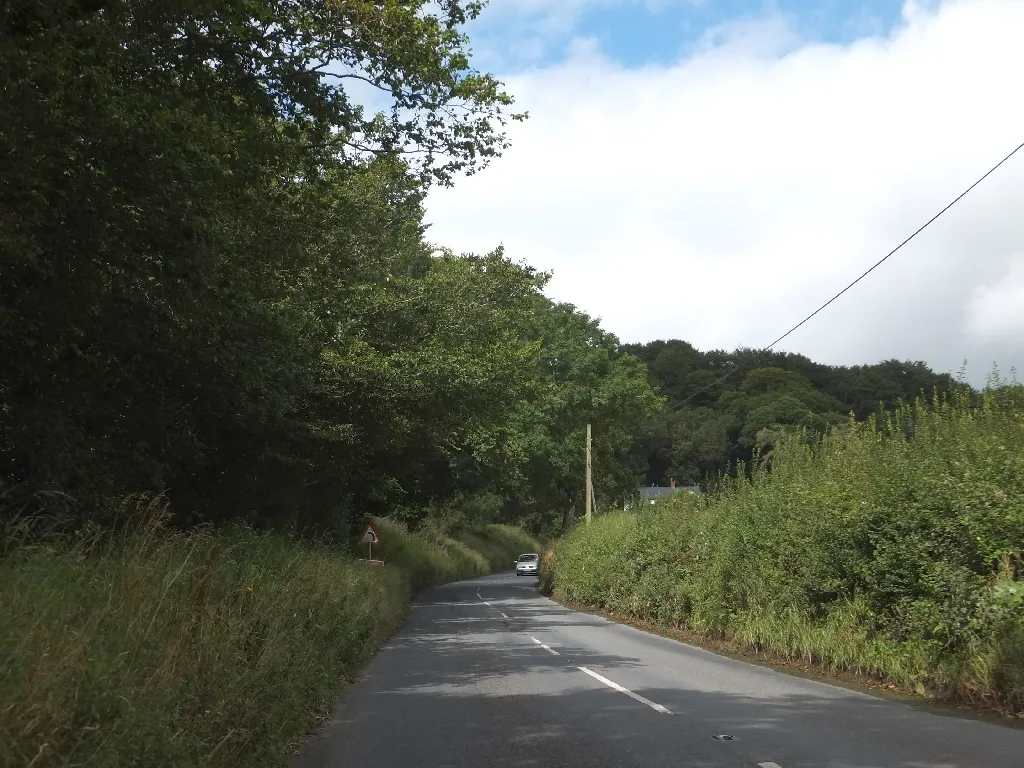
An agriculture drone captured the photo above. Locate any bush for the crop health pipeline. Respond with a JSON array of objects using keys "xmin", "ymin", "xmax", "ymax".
[
  {"xmin": 547, "ymin": 389, "xmax": 1024, "ymax": 713},
  {"xmin": 457, "ymin": 524, "xmax": 542, "ymax": 571},
  {"xmin": 0, "ymin": 505, "xmax": 538, "ymax": 767},
  {"xmin": 537, "ymin": 543, "xmax": 558, "ymax": 595}
]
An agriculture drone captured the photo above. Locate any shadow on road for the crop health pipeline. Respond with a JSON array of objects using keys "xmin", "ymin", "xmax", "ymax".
[{"xmin": 292, "ymin": 575, "xmax": 1024, "ymax": 768}]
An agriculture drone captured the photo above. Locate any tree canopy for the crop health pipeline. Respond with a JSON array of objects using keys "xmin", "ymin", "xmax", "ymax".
[{"xmin": 0, "ymin": 0, "xmax": 653, "ymax": 537}]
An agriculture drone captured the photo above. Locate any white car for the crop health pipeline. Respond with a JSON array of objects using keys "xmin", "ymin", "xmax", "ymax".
[{"xmin": 515, "ymin": 552, "xmax": 539, "ymax": 576}]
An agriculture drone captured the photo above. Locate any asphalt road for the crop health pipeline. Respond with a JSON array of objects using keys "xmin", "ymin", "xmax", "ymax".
[{"xmin": 292, "ymin": 572, "xmax": 1024, "ymax": 768}]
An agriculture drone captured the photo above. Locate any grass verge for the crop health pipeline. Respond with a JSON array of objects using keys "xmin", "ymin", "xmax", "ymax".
[{"xmin": 0, "ymin": 507, "xmax": 538, "ymax": 768}]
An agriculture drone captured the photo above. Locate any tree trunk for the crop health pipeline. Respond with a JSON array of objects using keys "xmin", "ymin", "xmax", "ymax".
[{"xmin": 562, "ymin": 504, "xmax": 575, "ymax": 533}]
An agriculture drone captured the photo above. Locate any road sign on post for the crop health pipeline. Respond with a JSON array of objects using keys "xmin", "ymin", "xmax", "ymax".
[
  {"xmin": 360, "ymin": 523, "xmax": 379, "ymax": 545},
  {"xmin": 359, "ymin": 523, "xmax": 383, "ymax": 565}
]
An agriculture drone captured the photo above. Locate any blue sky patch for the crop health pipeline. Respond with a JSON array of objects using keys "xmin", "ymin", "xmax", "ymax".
[{"xmin": 469, "ymin": 0, "xmax": 909, "ymax": 71}]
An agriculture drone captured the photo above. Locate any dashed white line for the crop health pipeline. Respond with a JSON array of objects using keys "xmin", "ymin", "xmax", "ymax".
[
  {"xmin": 577, "ymin": 666, "xmax": 672, "ymax": 714},
  {"xmin": 500, "ymin": 612, "xmax": 509, "ymax": 618},
  {"xmin": 483, "ymin": 601, "xmax": 492, "ymax": 607},
  {"xmin": 758, "ymin": 763, "xmax": 783, "ymax": 768},
  {"xmin": 529, "ymin": 636, "xmax": 559, "ymax": 655}
]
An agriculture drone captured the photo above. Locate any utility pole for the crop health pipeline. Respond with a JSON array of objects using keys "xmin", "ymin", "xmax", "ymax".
[{"xmin": 585, "ymin": 423, "xmax": 592, "ymax": 526}]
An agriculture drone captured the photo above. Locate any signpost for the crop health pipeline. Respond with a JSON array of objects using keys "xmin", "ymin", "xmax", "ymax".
[{"xmin": 359, "ymin": 523, "xmax": 384, "ymax": 566}]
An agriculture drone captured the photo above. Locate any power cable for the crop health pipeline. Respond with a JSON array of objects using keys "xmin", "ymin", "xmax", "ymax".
[{"xmin": 675, "ymin": 139, "xmax": 1024, "ymax": 407}]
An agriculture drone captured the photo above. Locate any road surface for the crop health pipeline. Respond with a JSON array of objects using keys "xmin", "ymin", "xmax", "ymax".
[{"xmin": 292, "ymin": 572, "xmax": 1024, "ymax": 768}]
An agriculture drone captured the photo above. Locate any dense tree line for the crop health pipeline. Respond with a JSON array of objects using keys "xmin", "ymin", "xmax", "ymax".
[
  {"xmin": 622, "ymin": 339, "xmax": 966, "ymax": 487},
  {"xmin": 1, "ymin": 0, "xmax": 659, "ymax": 536}
]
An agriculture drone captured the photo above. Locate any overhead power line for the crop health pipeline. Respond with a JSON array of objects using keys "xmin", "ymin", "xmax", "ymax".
[{"xmin": 676, "ymin": 138, "xmax": 1024, "ymax": 408}]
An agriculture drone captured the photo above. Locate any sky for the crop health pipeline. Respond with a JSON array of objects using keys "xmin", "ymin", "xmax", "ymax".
[{"xmin": 421, "ymin": 0, "xmax": 1024, "ymax": 385}]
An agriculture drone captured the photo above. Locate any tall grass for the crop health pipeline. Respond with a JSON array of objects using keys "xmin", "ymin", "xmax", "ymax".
[
  {"xmin": 545, "ymin": 388, "xmax": 1024, "ymax": 713},
  {"xmin": 453, "ymin": 524, "xmax": 543, "ymax": 571},
  {"xmin": 0, "ymin": 505, "xmax": 538, "ymax": 767}
]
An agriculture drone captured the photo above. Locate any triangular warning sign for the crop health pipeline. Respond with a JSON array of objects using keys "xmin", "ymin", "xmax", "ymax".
[{"xmin": 359, "ymin": 523, "xmax": 379, "ymax": 544}]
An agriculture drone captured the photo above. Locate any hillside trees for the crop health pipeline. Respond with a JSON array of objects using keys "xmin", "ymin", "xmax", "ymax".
[{"xmin": 623, "ymin": 340, "xmax": 963, "ymax": 486}]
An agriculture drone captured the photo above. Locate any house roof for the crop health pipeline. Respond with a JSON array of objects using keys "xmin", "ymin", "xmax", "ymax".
[{"xmin": 638, "ymin": 485, "xmax": 700, "ymax": 500}]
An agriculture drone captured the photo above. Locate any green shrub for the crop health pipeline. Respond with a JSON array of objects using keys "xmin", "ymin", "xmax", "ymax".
[
  {"xmin": 457, "ymin": 524, "xmax": 542, "ymax": 571},
  {"xmin": 548, "ymin": 389, "xmax": 1024, "ymax": 713},
  {"xmin": 537, "ymin": 543, "xmax": 558, "ymax": 595},
  {"xmin": 0, "ymin": 508, "xmax": 538, "ymax": 767}
]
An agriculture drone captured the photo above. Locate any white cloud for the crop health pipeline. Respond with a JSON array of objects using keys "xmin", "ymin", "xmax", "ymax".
[
  {"xmin": 965, "ymin": 253, "xmax": 1024, "ymax": 340},
  {"xmin": 425, "ymin": 0, "xmax": 1024, "ymax": 384}
]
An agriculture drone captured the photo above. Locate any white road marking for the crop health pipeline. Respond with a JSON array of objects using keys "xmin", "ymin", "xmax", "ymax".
[
  {"xmin": 529, "ymin": 636, "xmax": 560, "ymax": 655},
  {"xmin": 500, "ymin": 612, "xmax": 509, "ymax": 618},
  {"xmin": 758, "ymin": 763, "xmax": 783, "ymax": 768},
  {"xmin": 577, "ymin": 667, "xmax": 672, "ymax": 714},
  {"xmin": 483, "ymin": 601, "xmax": 492, "ymax": 607}
]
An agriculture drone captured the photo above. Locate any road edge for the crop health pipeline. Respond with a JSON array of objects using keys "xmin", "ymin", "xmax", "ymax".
[{"xmin": 545, "ymin": 592, "xmax": 1024, "ymax": 728}]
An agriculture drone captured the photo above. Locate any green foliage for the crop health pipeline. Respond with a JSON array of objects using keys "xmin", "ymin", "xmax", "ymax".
[
  {"xmin": 0, "ymin": 506, "xmax": 538, "ymax": 768},
  {"xmin": 667, "ymin": 409, "xmax": 739, "ymax": 484},
  {"xmin": 456, "ymin": 523, "xmax": 542, "ymax": 571},
  {"xmin": 547, "ymin": 387, "xmax": 1024, "ymax": 713},
  {"xmin": 0, "ymin": 0, "xmax": 655, "ymax": 537},
  {"xmin": 489, "ymin": 299, "xmax": 663, "ymax": 531},
  {"xmin": 739, "ymin": 395, "xmax": 820, "ymax": 449},
  {"xmin": 623, "ymin": 341, "xmax": 966, "ymax": 486}
]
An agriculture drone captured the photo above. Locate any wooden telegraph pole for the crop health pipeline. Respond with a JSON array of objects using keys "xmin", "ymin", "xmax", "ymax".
[{"xmin": 585, "ymin": 423, "xmax": 592, "ymax": 525}]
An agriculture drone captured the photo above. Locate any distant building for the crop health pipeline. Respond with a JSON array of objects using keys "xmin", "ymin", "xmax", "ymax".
[{"xmin": 625, "ymin": 479, "xmax": 700, "ymax": 509}]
